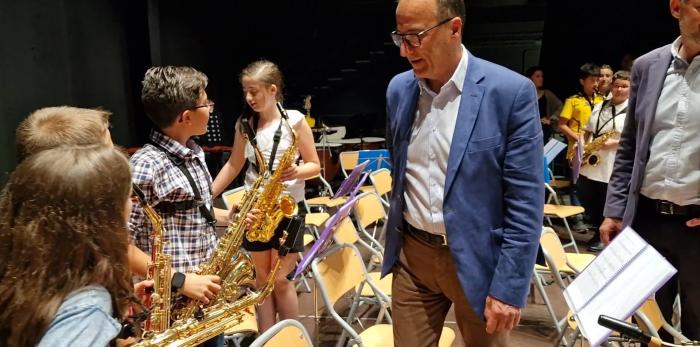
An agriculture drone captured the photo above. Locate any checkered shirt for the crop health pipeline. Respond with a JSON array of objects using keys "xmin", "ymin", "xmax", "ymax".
[{"xmin": 129, "ymin": 130, "xmax": 218, "ymax": 273}]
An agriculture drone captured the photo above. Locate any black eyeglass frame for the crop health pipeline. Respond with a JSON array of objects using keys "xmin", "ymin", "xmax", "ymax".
[
  {"xmin": 192, "ymin": 100, "xmax": 215, "ymax": 113},
  {"xmin": 390, "ymin": 17, "xmax": 454, "ymax": 48}
]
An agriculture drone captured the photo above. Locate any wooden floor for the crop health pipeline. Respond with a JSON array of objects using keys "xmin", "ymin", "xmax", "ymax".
[{"xmin": 285, "ymin": 226, "xmax": 597, "ymax": 347}]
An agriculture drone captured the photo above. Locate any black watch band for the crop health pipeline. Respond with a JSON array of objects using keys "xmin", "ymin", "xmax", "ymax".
[{"xmin": 171, "ymin": 272, "xmax": 186, "ymax": 292}]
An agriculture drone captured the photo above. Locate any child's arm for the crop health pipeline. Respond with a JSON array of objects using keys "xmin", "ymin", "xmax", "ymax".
[{"xmin": 212, "ymin": 123, "xmax": 247, "ymax": 197}]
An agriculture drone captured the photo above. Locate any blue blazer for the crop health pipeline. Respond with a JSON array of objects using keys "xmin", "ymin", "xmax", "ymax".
[
  {"xmin": 382, "ymin": 52, "xmax": 544, "ymax": 317},
  {"xmin": 605, "ymin": 45, "xmax": 673, "ymax": 226}
]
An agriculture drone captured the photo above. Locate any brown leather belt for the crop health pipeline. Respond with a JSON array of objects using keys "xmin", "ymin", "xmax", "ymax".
[{"xmin": 405, "ymin": 221, "xmax": 448, "ymax": 247}]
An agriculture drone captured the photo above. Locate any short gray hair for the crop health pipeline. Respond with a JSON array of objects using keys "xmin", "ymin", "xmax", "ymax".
[
  {"xmin": 141, "ymin": 66, "xmax": 208, "ymax": 129},
  {"xmin": 437, "ymin": 0, "xmax": 465, "ymax": 22}
]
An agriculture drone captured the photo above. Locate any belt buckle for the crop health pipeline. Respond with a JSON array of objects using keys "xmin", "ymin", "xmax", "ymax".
[
  {"xmin": 440, "ymin": 234, "xmax": 448, "ymax": 246},
  {"xmin": 657, "ymin": 200, "xmax": 674, "ymax": 215}
]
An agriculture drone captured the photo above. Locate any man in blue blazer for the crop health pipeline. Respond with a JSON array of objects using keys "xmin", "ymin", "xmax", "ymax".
[
  {"xmin": 384, "ymin": 0, "xmax": 543, "ymax": 345},
  {"xmin": 601, "ymin": 0, "xmax": 700, "ymax": 339}
]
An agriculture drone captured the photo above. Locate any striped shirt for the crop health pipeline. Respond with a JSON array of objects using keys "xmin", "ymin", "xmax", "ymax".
[{"xmin": 129, "ymin": 130, "xmax": 218, "ymax": 273}]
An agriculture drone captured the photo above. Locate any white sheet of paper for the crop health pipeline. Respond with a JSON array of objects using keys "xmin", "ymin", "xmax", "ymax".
[{"xmin": 563, "ymin": 227, "xmax": 676, "ymax": 347}]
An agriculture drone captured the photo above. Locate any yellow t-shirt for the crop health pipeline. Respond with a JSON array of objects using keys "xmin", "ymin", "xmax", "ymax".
[{"xmin": 559, "ymin": 93, "xmax": 604, "ymax": 160}]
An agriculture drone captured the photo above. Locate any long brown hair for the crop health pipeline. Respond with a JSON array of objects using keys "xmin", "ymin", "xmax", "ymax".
[{"xmin": 0, "ymin": 145, "xmax": 133, "ymax": 346}]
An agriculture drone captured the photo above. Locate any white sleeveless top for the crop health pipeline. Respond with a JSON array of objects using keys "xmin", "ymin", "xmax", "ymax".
[{"xmin": 243, "ymin": 109, "xmax": 305, "ymax": 201}]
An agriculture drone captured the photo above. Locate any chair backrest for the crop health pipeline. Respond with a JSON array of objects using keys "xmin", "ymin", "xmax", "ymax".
[
  {"xmin": 332, "ymin": 215, "xmax": 360, "ymax": 245},
  {"xmin": 540, "ymin": 227, "xmax": 569, "ymax": 277},
  {"xmin": 312, "ymin": 243, "xmax": 367, "ymax": 306},
  {"xmin": 353, "ymin": 192, "xmax": 387, "ymax": 229},
  {"xmin": 636, "ymin": 298, "xmax": 665, "ymax": 334},
  {"xmin": 369, "ymin": 168, "xmax": 392, "ymax": 197},
  {"xmin": 249, "ymin": 319, "xmax": 312, "ymax": 347},
  {"xmin": 339, "ymin": 151, "xmax": 359, "ymax": 178},
  {"xmin": 222, "ymin": 186, "xmax": 246, "ymax": 210}
]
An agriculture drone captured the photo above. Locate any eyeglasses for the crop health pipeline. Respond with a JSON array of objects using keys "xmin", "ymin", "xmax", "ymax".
[
  {"xmin": 192, "ymin": 100, "xmax": 215, "ymax": 113},
  {"xmin": 390, "ymin": 17, "xmax": 453, "ymax": 48}
]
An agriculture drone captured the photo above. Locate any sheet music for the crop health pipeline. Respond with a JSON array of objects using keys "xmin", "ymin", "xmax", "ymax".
[
  {"xmin": 563, "ymin": 227, "xmax": 676, "ymax": 347},
  {"xmin": 544, "ymin": 138, "xmax": 567, "ymax": 164}
]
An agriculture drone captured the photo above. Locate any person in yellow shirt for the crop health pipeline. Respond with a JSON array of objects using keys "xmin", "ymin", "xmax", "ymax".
[
  {"xmin": 558, "ymin": 63, "xmax": 605, "ymax": 161},
  {"xmin": 558, "ymin": 63, "xmax": 604, "ymax": 232}
]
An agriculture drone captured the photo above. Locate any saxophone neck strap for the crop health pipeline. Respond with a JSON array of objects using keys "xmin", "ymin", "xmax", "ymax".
[
  {"xmin": 148, "ymin": 140, "xmax": 216, "ymax": 226},
  {"xmin": 241, "ymin": 114, "xmax": 284, "ymax": 175}
]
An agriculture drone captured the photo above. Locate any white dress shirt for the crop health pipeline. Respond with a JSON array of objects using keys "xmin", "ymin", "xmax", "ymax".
[
  {"xmin": 403, "ymin": 45, "xmax": 469, "ymax": 236},
  {"xmin": 640, "ymin": 37, "xmax": 700, "ymax": 205}
]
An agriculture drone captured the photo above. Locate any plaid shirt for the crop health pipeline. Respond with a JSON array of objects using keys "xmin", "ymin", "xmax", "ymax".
[{"xmin": 129, "ymin": 130, "xmax": 217, "ymax": 273}]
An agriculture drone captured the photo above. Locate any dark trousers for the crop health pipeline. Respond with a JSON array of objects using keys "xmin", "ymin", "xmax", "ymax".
[
  {"xmin": 578, "ymin": 175, "xmax": 608, "ymax": 241},
  {"xmin": 633, "ymin": 196, "xmax": 700, "ymax": 340}
]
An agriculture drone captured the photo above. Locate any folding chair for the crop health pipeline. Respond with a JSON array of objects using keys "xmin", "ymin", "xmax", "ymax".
[
  {"xmin": 352, "ymin": 192, "xmax": 387, "ymax": 254},
  {"xmin": 224, "ymin": 309, "xmax": 259, "ymax": 347},
  {"xmin": 538, "ymin": 227, "xmax": 596, "ymax": 346},
  {"xmin": 222, "ymin": 186, "xmax": 246, "ymax": 210},
  {"xmin": 311, "ymin": 243, "xmax": 455, "ymax": 347},
  {"xmin": 332, "ymin": 216, "xmax": 392, "ymax": 322},
  {"xmin": 544, "ymin": 183, "xmax": 585, "ymax": 253},
  {"xmin": 368, "ymin": 168, "xmax": 391, "ymax": 208},
  {"xmin": 635, "ymin": 297, "xmax": 690, "ymax": 343},
  {"xmin": 248, "ymin": 319, "xmax": 313, "ymax": 347}
]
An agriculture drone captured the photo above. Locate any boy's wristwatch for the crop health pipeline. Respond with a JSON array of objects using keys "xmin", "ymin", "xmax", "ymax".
[{"xmin": 171, "ymin": 272, "xmax": 186, "ymax": 292}]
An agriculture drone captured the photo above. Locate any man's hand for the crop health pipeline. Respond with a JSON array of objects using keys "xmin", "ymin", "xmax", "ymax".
[
  {"xmin": 687, "ymin": 218, "xmax": 700, "ymax": 227},
  {"xmin": 484, "ymin": 296, "xmax": 520, "ymax": 334},
  {"xmin": 180, "ymin": 273, "xmax": 221, "ymax": 304},
  {"xmin": 600, "ymin": 217, "xmax": 623, "ymax": 244}
]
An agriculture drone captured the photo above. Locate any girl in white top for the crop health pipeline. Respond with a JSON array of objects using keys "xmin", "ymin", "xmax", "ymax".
[
  {"xmin": 579, "ymin": 70, "xmax": 630, "ymax": 250},
  {"xmin": 212, "ymin": 60, "xmax": 320, "ymax": 331}
]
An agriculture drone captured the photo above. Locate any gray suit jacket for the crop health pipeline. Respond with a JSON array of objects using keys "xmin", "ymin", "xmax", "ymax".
[{"xmin": 604, "ymin": 44, "xmax": 673, "ymax": 225}]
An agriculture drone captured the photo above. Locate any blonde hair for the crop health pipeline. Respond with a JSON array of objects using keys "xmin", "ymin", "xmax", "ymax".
[
  {"xmin": 0, "ymin": 145, "xmax": 134, "ymax": 346},
  {"xmin": 240, "ymin": 60, "xmax": 284, "ymax": 103},
  {"xmin": 16, "ymin": 106, "xmax": 111, "ymax": 161}
]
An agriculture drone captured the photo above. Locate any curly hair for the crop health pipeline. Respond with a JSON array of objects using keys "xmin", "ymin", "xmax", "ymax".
[{"xmin": 0, "ymin": 145, "xmax": 134, "ymax": 346}]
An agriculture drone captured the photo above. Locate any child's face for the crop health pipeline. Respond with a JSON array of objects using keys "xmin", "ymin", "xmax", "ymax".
[
  {"xmin": 242, "ymin": 77, "xmax": 277, "ymax": 113},
  {"xmin": 189, "ymin": 91, "xmax": 211, "ymax": 136},
  {"xmin": 580, "ymin": 76, "xmax": 598, "ymax": 96}
]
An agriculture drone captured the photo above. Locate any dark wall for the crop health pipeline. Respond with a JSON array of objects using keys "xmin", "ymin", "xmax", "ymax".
[
  {"xmin": 540, "ymin": 1, "xmax": 678, "ymax": 99},
  {"xmin": 0, "ymin": 0, "xmax": 684, "ymax": 185},
  {"xmin": 0, "ymin": 0, "xmax": 149, "ymax": 184}
]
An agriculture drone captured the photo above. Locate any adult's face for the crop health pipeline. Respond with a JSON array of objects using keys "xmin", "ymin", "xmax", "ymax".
[
  {"xmin": 529, "ymin": 70, "xmax": 544, "ymax": 89},
  {"xmin": 395, "ymin": 0, "xmax": 461, "ymax": 84},
  {"xmin": 672, "ymin": 0, "xmax": 700, "ymax": 50},
  {"xmin": 611, "ymin": 79, "xmax": 630, "ymax": 105}
]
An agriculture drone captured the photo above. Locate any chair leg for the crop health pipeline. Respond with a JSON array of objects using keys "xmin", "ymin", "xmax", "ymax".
[
  {"xmin": 554, "ymin": 317, "xmax": 570, "ymax": 346},
  {"xmin": 561, "ymin": 218, "xmax": 580, "ymax": 253},
  {"xmin": 533, "ymin": 272, "xmax": 562, "ymax": 337}
]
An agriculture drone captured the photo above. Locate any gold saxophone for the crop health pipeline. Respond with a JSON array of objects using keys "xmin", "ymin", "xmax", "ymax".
[
  {"xmin": 133, "ymin": 233, "xmax": 288, "ymax": 347},
  {"xmin": 582, "ymin": 131, "xmax": 619, "ymax": 167},
  {"xmin": 133, "ymin": 102, "xmax": 301, "ymax": 345},
  {"xmin": 245, "ymin": 102, "xmax": 299, "ymax": 243},
  {"xmin": 132, "ymin": 183, "xmax": 172, "ymax": 336}
]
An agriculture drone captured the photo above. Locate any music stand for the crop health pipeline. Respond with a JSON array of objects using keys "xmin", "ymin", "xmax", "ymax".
[
  {"xmin": 333, "ymin": 160, "xmax": 370, "ymax": 198},
  {"xmin": 357, "ymin": 149, "xmax": 391, "ymax": 172}
]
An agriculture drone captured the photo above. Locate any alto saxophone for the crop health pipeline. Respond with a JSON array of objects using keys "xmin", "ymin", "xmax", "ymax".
[
  {"xmin": 169, "ymin": 102, "xmax": 297, "ymax": 321},
  {"xmin": 245, "ymin": 102, "xmax": 299, "ymax": 243},
  {"xmin": 582, "ymin": 131, "xmax": 619, "ymax": 167},
  {"xmin": 131, "ymin": 183, "xmax": 172, "ymax": 336},
  {"xmin": 133, "ymin": 233, "xmax": 289, "ymax": 347}
]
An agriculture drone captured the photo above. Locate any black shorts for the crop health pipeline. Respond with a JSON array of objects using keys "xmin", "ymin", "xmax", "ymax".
[{"xmin": 243, "ymin": 206, "xmax": 306, "ymax": 253}]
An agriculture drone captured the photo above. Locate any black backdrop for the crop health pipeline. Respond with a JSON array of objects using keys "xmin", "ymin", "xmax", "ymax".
[{"xmin": 0, "ymin": 0, "xmax": 680, "ymax": 185}]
